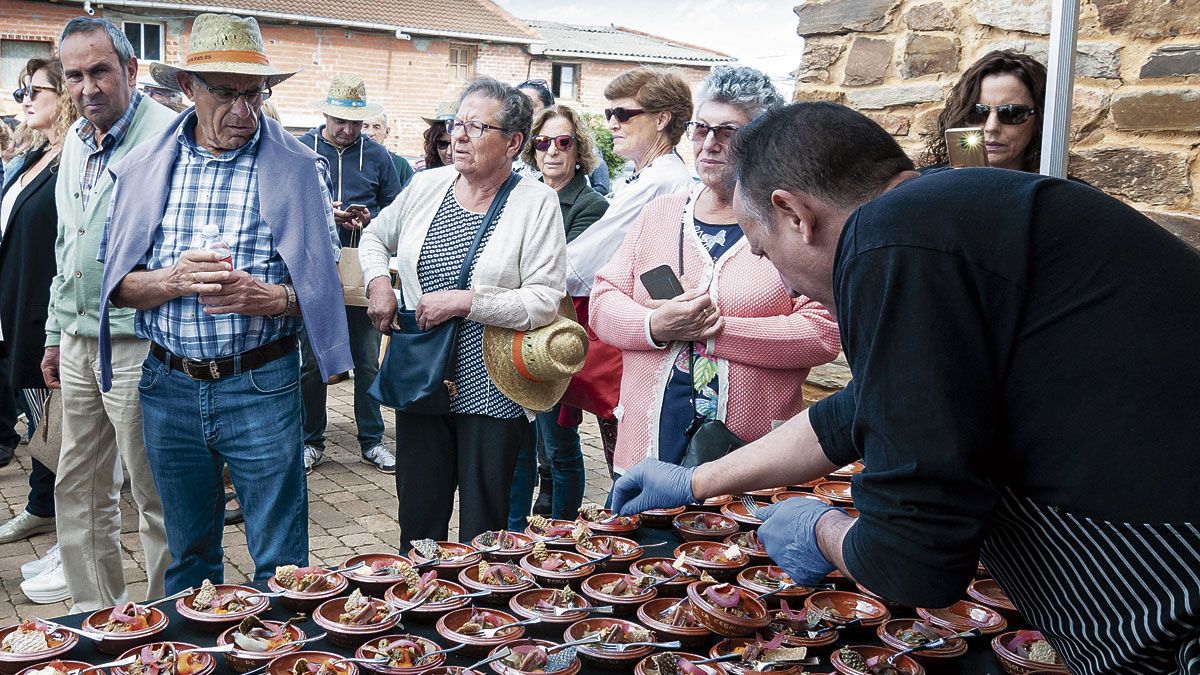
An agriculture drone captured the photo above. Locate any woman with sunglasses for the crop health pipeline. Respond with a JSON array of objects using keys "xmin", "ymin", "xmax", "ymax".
[
  {"xmin": 416, "ymin": 102, "xmax": 455, "ymax": 171},
  {"xmin": 589, "ymin": 66, "xmax": 841, "ymax": 483},
  {"xmin": 923, "ymin": 50, "xmax": 1046, "ymax": 171}
]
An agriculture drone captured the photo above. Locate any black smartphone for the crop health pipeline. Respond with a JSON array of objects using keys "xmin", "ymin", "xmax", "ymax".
[{"xmin": 640, "ymin": 264, "xmax": 685, "ymax": 300}]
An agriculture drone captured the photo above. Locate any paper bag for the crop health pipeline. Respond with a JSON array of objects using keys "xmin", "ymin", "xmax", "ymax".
[{"xmin": 339, "ymin": 246, "xmax": 369, "ymax": 306}]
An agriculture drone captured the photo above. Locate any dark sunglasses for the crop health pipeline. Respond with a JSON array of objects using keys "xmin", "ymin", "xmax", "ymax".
[
  {"xmin": 435, "ymin": 139, "xmax": 451, "ymax": 150},
  {"xmin": 12, "ymin": 84, "xmax": 56, "ymax": 103},
  {"xmin": 686, "ymin": 120, "xmax": 739, "ymax": 144},
  {"xmin": 604, "ymin": 107, "xmax": 645, "ymax": 123},
  {"xmin": 966, "ymin": 103, "xmax": 1036, "ymax": 125},
  {"xmin": 534, "ymin": 134, "xmax": 575, "ymax": 152}
]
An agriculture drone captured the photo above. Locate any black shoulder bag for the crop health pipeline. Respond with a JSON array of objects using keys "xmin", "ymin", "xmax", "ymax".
[{"xmin": 368, "ymin": 173, "xmax": 521, "ymax": 414}]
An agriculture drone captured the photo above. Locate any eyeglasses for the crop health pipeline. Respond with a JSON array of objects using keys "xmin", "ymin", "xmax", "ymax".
[
  {"xmin": 191, "ymin": 74, "xmax": 272, "ymax": 106},
  {"xmin": 534, "ymin": 135, "xmax": 575, "ymax": 152},
  {"xmin": 685, "ymin": 120, "xmax": 739, "ymax": 144},
  {"xmin": 966, "ymin": 103, "xmax": 1035, "ymax": 126},
  {"xmin": 446, "ymin": 119, "xmax": 508, "ymax": 138},
  {"xmin": 12, "ymin": 84, "xmax": 56, "ymax": 103},
  {"xmin": 518, "ymin": 78, "xmax": 549, "ymax": 89},
  {"xmin": 604, "ymin": 107, "xmax": 645, "ymax": 124}
]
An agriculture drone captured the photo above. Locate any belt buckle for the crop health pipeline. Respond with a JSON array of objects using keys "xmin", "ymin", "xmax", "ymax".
[{"xmin": 182, "ymin": 359, "xmax": 220, "ymax": 379}]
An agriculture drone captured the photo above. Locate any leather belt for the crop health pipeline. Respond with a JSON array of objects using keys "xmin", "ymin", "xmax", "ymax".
[{"xmin": 150, "ymin": 335, "xmax": 297, "ymax": 381}]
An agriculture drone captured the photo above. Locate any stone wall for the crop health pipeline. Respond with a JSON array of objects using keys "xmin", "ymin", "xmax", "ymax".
[{"xmin": 791, "ymin": 0, "xmax": 1200, "ymax": 237}]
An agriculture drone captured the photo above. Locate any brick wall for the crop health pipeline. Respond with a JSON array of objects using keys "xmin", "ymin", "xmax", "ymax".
[{"xmin": 792, "ymin": 0, "xmax": 1200, "ymax": 237}]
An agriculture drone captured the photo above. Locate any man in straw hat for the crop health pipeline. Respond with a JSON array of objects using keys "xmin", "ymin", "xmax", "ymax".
[
  {"xmin": 298, "ymin": 74, "xmax": 402, "ymax": 477},
  {"xmin": 95, "ymin": 12, "xmax": 352, "ymax": 593},
  {"xmin": 35, "ymin": 16, "xmax": 176, "ymax": 613}
]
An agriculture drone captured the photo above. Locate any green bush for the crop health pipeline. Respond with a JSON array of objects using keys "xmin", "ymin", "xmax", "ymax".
[{"xmin": 582, "ymin": 112, "xmax": 627, "ymax": 179}]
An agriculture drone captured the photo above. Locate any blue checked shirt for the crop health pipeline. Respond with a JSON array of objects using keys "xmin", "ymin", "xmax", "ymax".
[
  {"xmin": 101, "ymin": 113, "xmax": 338, "ymax": 360},
  {"xmin": 77, "ymin": 91, "xmax": 143, "ymax": 209}
]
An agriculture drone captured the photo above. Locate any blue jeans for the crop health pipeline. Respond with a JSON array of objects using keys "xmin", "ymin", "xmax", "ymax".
[
  {"xmin": 506, "ymin": 405, "xmax": 585, "ymax": 526},
  {"xmin": 139, "ymin": 348, "xmax": 308, "ymax": 594},
  {"xmin": 299, "ymin": 307, "xmax": 383, "ymax": 453}
]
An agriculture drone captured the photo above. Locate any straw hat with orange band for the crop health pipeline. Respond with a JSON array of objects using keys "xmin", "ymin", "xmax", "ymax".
[
  {"xmin": 149, "ymin": 13, "xmax": 298, "ymax": 91},
  {"xmin": 482, "ymin": 302, "xmax": 588, "ymax": 412}
]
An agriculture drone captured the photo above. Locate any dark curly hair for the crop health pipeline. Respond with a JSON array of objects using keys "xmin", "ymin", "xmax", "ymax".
[
  {"xmin": 921, "ymin": 50, "xmax": 1047, "ymax": 172},
  {"xmin": 422, "ymin": 122, "xmax": 449, "ymax": 169}
]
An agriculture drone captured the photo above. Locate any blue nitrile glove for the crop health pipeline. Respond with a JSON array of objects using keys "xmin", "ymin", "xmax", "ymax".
[
  {"xmin": 610, "ymin": 459, "xmax": 697, "ymax": 515},
  {"xmin": 756, "ymin": 498, "xmax": 842, "ymax": 585}
]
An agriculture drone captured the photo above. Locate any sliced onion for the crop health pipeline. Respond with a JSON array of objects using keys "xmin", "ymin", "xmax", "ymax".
[
  {"xmin": 659, "ymin": 561, "xmax": 679, "ymax": 576},
  {"xmin": 776, "ymin": 600, "xmax": 805, "ymax": 621},
  {"xmin": 704, "ymin": 583, "xmax": 743, "ymax": 609},
  {"xmin": 109, "ymin": 602, "xmax": 138, "ymax": 624},
  {"xmin": 675, "ymin": 657, "xmax": 708, "ymax": 675},
  {"xmin": 761, "ymin": 632, "xmax": 785, "ymax": 650},
  {"xmin": 540, "ymin": 555, "xmax": 564, "ymax": 571}
]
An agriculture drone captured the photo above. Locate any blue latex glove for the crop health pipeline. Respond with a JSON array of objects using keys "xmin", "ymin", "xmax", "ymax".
[
  {"xmin": 610, "ymin": 459, "xmax": 697, "ymax": 515},
  {"xmin": 756, "ymin": 498, "xmax": 842, "ymax": 585}
]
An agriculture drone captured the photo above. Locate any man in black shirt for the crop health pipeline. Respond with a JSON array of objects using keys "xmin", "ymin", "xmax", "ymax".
[{"xmin": 610, "ymin": 102, "xmax": 1200, "ymax": 674}]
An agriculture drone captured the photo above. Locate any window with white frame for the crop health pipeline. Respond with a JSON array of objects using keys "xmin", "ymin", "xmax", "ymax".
[
  {"xmin": 552, "ymin": 63, "xmax": 579, "ymax": 100},
  {"xmin": 123, "ymin": 21, "xmax": 164, "ymax": 61}
]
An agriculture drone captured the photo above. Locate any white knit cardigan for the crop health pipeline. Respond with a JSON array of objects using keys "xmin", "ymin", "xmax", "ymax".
[{"xmin": 358, "ymin": 165, "xmax": 567, "ymax": 332}]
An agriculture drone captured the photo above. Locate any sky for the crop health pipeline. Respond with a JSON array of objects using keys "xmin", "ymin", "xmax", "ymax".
[{"xmin": 497, "ymin": 0, "xmax": 803, "ymax": 94}]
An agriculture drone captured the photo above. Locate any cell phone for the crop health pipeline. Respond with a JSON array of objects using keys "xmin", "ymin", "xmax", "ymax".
[
  {"xmin": 945, "ymin": 127, "xmax": 989, "ymax": 168},
  {"xmin": 640, "ymin": 264, "xmax": 685, "ymax": 300},
  {"xmin": 347, "ymin": 204, "xmax": 369, "ymax": 212}
]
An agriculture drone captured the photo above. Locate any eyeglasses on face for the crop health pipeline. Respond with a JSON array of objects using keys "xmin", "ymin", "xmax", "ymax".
[
  {"xmin": 435, "ymin": 139, "xmax": 451, "ymax": 150},
  {"xmin": 12, "ymin": 84, "xmax": 56, "ymax": 103},
  {"xmin": 191, "ymin": 74, "xmax": 272, "ymax": 106},
  {"xmin": 446, "ymin": 119, "xmax": 508, "ymax": 138},
  {"xmin": 534, "ymin": 134, "xmax": 575, "ymax": 152},
  {"xmin": 685, "ymin": 120, "xmax": 739, "ymax": 144},
  {"xmin": 966, "ymin": 103, "xmax": 1035, "ymax": 126},
  {"xmin": 604, "ymin": 107, "xmax": 645, "ymax": 124}
]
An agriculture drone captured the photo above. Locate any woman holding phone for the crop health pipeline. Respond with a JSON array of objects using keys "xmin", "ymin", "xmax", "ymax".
[{"xmin": 588, "ymin": 66, "xmax": 841, "ymax": 481}]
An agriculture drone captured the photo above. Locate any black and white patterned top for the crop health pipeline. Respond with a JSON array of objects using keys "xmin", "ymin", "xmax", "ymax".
[{"xmin": 417, "ymin": 186, "xmax": 523, "ymax": 419}]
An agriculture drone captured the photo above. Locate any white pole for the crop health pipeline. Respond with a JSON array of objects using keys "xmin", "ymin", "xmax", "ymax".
[{"xmin": 1039, "ymin": 0, "xmax": 1081, "ymax": 178}]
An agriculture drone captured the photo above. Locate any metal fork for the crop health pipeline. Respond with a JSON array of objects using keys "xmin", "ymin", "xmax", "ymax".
[
  {"xmin": 628, "ymin": 541, "xmax": 671, "ymax": 555},
  {"xmin": 475, "ymin": 616, "xmax": 542, "ymax": 638},
  {"xmin": 67, "ymin": 656, "xmax": 138, "ymax": 675},
  {"xmin": 564, "ymin": 553, "xmax": 608, "ymax": 573},
  {"xmin": 232, "ymin": 632, "xmax": 328, "ymax": 653},
  {"xmin": 140, "ymin": 587, "xmax": 195, "ymax": 609},
  {"xmin": 41, "ymin": 621, "xmax": 106, "ymax": 641},
  {"xmin": 414, "ymin": 641, "xmax": 467, "ymax": 665},
  {"xmin": 597, "ymin": 639, "xmax": 682, "ymax": 652},
  {"xmin": 656, "ymin": 597, "xmax": 689, "ymax": 621},
  {"xmin": 885, "ymin": 627, "xmax": 981, "ymax": 664},
  {"xmin": 181, "ymin": 644, "xmax": 237, "ymax": 655},
  {"xmin": 464, "ymin": 648, "xmax": 513, "ymax": 672},
  {"xmin": 326, "ymin": 561, "xmax": 365, "ymax": 575},
  {"xmin": 645, "ymin": 573, "xmax": 684, "ymax": 591},
  {"xmin": 739, "ymin": 495, "xmax": 766, "ymax": 520},
  {"xmin": 550, "ymin": 604, "xmax": 613, "ymax": 617},
  {"xmin": 806, "ymin": 617, "xmax": 861, "ymax": 638}
]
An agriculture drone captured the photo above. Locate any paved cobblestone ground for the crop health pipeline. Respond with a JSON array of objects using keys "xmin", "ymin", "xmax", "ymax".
[{"xmin": 0, "ymin": 380, "xmax": 615, "ymax": 620}]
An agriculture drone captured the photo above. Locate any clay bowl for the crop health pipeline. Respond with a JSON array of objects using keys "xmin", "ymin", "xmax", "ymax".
[
  {"xmin": 636, "ymin": 598, "xmax": 711, "ymax": 649},
  {"xmin": 175, "ymin": 584, "xmax": 269, "ymax": 632},
  {"xmin": 384, "ymin": 578, "xmax": 471, "ymax": 623},
  {"xmin": 354, "ymin": 634, "xmax": 445, "ymax": 674},
  {"xmin": 686, "ymin": 581, "xmax": 769, "ymax": 638},
  {"xmin": 579, "ymin": 574, "xmax": 657, "ymax": 616},
  {"xmin": 265, "ymin": 651, "xmax": 358, "ymax": 675},
  {"xmin": 707, "ymin": 639, "xmax": 803, "ymax": 675},
  {"xmin": 990, "ymin": 631, "xmax": 1069, "ymax": 675},
  {"xmin": 574, "ymin": 535, "xmax": 641, "ymax": 573},
  {"xmin": 458, "ymin": 562, "xmax": 535, "ymax": 606},
  {"xmin": 828, "ymin": 462, "xmax": 864, "ymax": 482},
  {"xmin": 14, "ymin": 660, "xmax": 90, "ymax": 675},
  {"xmin": 695, "ymin": 495, "xmax": 734, "ymax": 513},
  {"xmin": 634, "ymin": 652, "xmax": 722, "ymax": 675},
  {"xmin": 875, "ymin": 619, "xmax": 968, "ymax": 663},
  {"xmin": 83, "ymin": 605, "xmax": 170, "ymax": 655},
  {"xmin": 563, "ymin": 618, "xmax": 654, "ymax": 669},
  {"xmin": 217, "ymin": 621, "xmax": 305, "ymax": 673},
  {"xmin": 916, "ymin": 600, "xmax": 1007, "ymax": 636},
  {"xmin": 113, "ymin": 642, "xmax": 215, "ymax": 675},
  {"xmin": 524, "ymin": 520, "xmax": 579, "ymax": 549},
  {"xmin": 267, "ymin": 567, "xmax": 350, "ymax": 613},
  {"xmin": 719, "ymin": 499, "xmax": 764, "ymax": 530},
  {"xmin": 672, "ymin": 542, "xmax": 749, "ymax": 582},
  {"xmin": 967, "ymin": 578, "xmax": 1019, "ymax": 620},
  {"xmin": 735, "ymin": 566, "xmax": 812, "ymax": 604},
  {"xmin": 487, "ymin": 639, "xmax": 580, "ymax": 675},
  {"xmin": 407, "ymin": 543, "xmax": 482, "ymax": 582},
  {"xmin": 435, "ymin": 607, "xmax": 524, "ymax": 657},
  {"xmin": 638, "ymin": 506, "xmax": 686, "ymax": 528},
  {"xmin": 312, "ymin": 595, "xmax": 403, "ymax": 648},
  {"xmin": 629, "ymin": 558, "xmax": 700, "ymax": 598},
  {"xmin": 771, "ymin": 491, "xmax": 832, "ymax": 506},
  {"xmin": 742, "ymin": 486, "xmax": 786, "ymax": 499},
  {"xmin": 804, "ymin": 590, "xmax": 890, "ymax": 631},
  {"xmin": 762, "ymin": 607, "xmax": 841, "ymax": 652},
  {"xmin": 471, "ymin": 531, "xmax": 536, "ymax": 563},
  {"xmin": 723, "ymin": 532, "xmax": 769, "ymax": 563},
  {"xmin": 812, "ymin": 481, "xmax": 854, "ymax": 506},
  {"xmin": 518, "ymin": 551, "xmax": 594, "ymax": 590},
  {"xmin": 853, "ymin": 583, "xmax": 907, "ymax": 613},
  {"xmin": 343, "ymin": 554, "xmax": 417, "ymax": 595},
  {"xmin": 578, "ymin": 509, "xmax": 640, "ymax": 536},
  {"xmin": 508, "ymin": 589, "xmax": 594, "ymax": 633},
  {"xmin": 673, "ymin": 512, "xmax": 739, "ymax": 542},
  {"xmin": 830, "ymin": 645, "xmax": 923, "ymax": 675},
  {"xmin": 0, "ymin": 625, "xmax": 79, "ymax": 675}
]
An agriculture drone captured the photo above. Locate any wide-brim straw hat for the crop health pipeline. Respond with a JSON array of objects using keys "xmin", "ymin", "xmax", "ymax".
[
  {"xmin": 421, "ymin": 101, "xmax": 457, "ymax": 126},
  {"xmin": 483, "ymin": 301, "xmax": 588, "ymax": 412},
  {"xmin": 312, "ymin": 73, "xmax": 383, "ymax": 121},
  {"xmin": 137, "ymin": 76, "xmax": 182, "ymax": 94},
  {"xmin": 150, "ymin": 13, "xmax": 298, "ymax": 91}
]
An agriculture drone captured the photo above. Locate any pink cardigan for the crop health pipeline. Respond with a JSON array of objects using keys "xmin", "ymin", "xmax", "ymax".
[{"xmin": 590, "ymin": 190, "xmax": 842, "ymax": 475}]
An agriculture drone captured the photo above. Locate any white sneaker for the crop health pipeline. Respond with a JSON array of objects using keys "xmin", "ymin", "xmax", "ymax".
[
  {"xmin": 303, "ymin": 445, "xmax": 324, "ymax": 475},
  {"xmin": 20, "ymin": 555, "xmax": 70, "ymax": 604},
  {"xmin": 361, "ymin": 444, "xmax": 396, "ymax": 474},
  {"xmin": 21, "ymin": 543, "xmax": 61, "ymax": 580}
]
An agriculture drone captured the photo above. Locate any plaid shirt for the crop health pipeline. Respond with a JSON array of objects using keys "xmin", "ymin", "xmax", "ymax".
[
  {"xmin": 101, "ymin": 113, "xmax": 338, "ymax": 360},
  {"xmin": 77, "ymin": 90, "xmax": 143, "ymax": 209}
]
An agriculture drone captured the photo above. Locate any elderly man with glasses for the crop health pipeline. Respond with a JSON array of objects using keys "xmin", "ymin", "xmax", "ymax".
[{"xmin": 95, "ymin": 13, "xmax": 351, "ymax": 593}]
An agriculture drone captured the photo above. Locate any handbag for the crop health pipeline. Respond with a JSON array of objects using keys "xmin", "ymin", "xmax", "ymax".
[
  {"xmin": 558, "ymin": 296, "xmax": 623, "ymax": 418},
  {"xmin": 367, "ymin": 173, "xmax": 521, "ymax": 414}
]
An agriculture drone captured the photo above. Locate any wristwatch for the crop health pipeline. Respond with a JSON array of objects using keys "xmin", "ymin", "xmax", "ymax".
[{"xmin": 270, "ymin": 283, "xmax": 296, "ymax": 319}]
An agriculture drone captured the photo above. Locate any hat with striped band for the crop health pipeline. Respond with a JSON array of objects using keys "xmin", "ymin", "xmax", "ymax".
[
  {"xmin": 482, "ymin": 301, "xmax": 587, "ymax": 412},
  {"xmin": 149, "ymin": 13, "xmax": 298, "ymax": 90},
  {"xmin": 312, "ymin": 74, "xmax": 384, "ymax": 121}
]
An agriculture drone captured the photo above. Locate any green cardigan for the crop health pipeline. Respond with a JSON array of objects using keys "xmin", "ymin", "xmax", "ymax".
[{"xmin": 46, "ymin": 97, "xmax": 176, "ymax": 347}]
